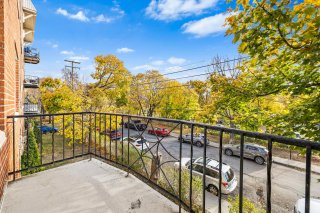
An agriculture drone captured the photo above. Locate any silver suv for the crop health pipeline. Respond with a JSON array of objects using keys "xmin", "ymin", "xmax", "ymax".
[
  {"xmin": 178, "ymin": 133, "xmax": 209, "ymax": 147},
  {"xmin": 223, "ymin": 143, "xmax": 268, "ymax": 165},
  {"xmin": 174, "ymin": 157, "xmax": 237, "ymax": 196}
]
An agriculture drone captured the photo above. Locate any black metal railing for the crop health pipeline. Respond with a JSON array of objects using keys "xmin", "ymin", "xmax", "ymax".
[
  {"xmin": 7, "ymin": 112, "xmax": 320, "ymax": 213},
  {"xmin": 24, "ymin": 75, "xmax": 40, "ymax": 88},
  {"xmin": 24, "ymin": 47, "xmax": 40, "ymax": 64},
  {"xmin": 24, "ymin": 103, "xmax": 41, "ymax": 114}
]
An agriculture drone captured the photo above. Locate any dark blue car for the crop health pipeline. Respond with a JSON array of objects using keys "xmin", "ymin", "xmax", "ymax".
[{"xmin": 38, "ymin": 126, "xmax": 58, "ymax": 134}]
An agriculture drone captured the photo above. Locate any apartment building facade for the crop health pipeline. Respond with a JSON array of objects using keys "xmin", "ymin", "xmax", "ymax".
[{"xmin": 0, "ymin": 0, "xmax": 37, "ymax": 201}]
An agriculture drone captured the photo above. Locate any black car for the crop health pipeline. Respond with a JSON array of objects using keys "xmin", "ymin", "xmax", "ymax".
[{"xmin": 124, "ymin": 120, "xmax": 147, "ymax": 131}]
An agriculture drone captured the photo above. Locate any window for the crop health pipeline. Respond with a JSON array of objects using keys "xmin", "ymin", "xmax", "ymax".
[
  {"xmin": 224, "ymin": 169, "xmax": 234, "ymax": 182},
  {"xmin": 206, "ymin": 169, "xmax": 219, "ymax": 178},
  {"xmin": 246, "ymin": 145, "xmax": 258, "ymax": 151},
  {"xmin": 192, "ymin": 164, "xmax": 203, "ymax": 173}
]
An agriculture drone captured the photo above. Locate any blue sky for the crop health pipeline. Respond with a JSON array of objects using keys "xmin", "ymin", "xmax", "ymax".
[{"xmin": 26, "ymin": 0, "xmax": 239, "ymax": 82}]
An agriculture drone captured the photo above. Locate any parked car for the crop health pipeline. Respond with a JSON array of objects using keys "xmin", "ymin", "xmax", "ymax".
[
  {"xmin": 174, "ymin": 157, "xmax": 237, "ymax": 196},
  {"xmin": 294, "ymin": 198, "xmax": 320, "ymax": 213},
  {"xmin": 38, "ymin": 125, "xmax": 58, "ymax": 134},
  {"xmin": 124, "ymin": 120, "xmax": 147, "ymax": 131},
  {"xmin": 223, "ymin": 143, "xmax": 268, "ymax": 165},
  {"xmin": 123, "ymin": 136, "xmax": 150, "ymax": 152},
  {"xmin": 148, "ymin": 128, "xmax": 170, "ymax": 137},
  {"xmin": 178, "ymin": 133, "xmax": 209, "ymax": 147},
  {"xmin": 100, "ymin": 129, "xmax": 122, "ymax": 140}
]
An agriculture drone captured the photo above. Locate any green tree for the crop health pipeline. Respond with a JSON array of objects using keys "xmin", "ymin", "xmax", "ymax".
[
  {"xmin": 21, "ymin": 121, "xmax": 41, "ymax": 174},
  {"xmin": 226, "ymin": 0, "xmax": 320, "ymax": 141}
]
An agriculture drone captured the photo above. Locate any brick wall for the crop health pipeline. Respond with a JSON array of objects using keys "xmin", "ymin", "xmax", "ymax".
[{"xmin": 0, "ymin": 0, "xmax": 24, "ymax": 200}]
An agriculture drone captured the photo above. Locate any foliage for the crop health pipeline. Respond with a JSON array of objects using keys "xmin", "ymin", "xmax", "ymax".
[
  {"xmin": 158, "ymin": 167, "xmax": 203, "ymax": 212},
  {"xmin": 21, "ymin": 121, "xmax": 42, "ymax": 174},
  {"xmin": 224, "ymin": 0, "xmax": 320, "ymax": 141},
  {"xmin": 228, "ymin": 195, "xmax": 264, "ymax": 213}
]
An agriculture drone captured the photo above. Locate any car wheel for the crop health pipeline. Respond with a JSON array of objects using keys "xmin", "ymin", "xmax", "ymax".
[
  {"xmin": 195, "ymin": 141, "xmax": 203, "ymax": 147},
  {"xmin": 225, "ymin": 149, "xmax": 233, "ymax": 156},
  {"xmin": 207, "ymin": 184, "xmax": 219, "ymax": 196},
  {"xmin": 255, "ymin": 156, "xmax": 265, "ymax": 165}
]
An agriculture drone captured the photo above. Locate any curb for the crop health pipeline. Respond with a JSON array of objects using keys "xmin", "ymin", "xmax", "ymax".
[{"xmin": 207, "ymin": 142, "xmax": 320, "ymax": 175}]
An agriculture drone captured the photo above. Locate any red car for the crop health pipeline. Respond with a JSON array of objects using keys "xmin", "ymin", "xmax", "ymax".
[
  {"xmin": 100, "ymin": 129, "xmax": 122, "ymax": 140},
  {"xmin": 148, "ymin": 128, "xmax": 170, "ymax": 137}
]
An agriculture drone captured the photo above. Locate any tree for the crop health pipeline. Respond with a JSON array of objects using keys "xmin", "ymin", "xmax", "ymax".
[
  {"xmin": 226, "ymin": 0, "xmax": 320, "ymax": 141},
  {"xmin": 129, "ymin": 70, "xmax": 168, "ymax": 117},
  {"xmin": 89, "ymin": 55, "xmax": 131, "ymax": 111},
  {"xmin": 21, "ymin": 121, "xmax": 41, "ymax": 174}
]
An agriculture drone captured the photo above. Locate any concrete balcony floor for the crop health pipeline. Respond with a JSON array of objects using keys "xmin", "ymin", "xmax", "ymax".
[{"xmin": 2, "ymin": 159, "xmax": 180, "ymax": 213}]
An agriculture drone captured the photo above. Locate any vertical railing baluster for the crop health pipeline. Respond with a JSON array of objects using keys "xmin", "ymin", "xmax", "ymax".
[
  {"xmin": 73, "ymin": 114, "xmax": 75, "ymax": 158},
  {"xmin": 239, "ymin": 134, "xmax": 245, "ymax": 213},
  {"xmin": 26, "ymin": 117, "xmax": 29, "ymax": 170},
  {"xmin": 267, "ymin": 138, "xmax": 273, "ymax": 213},
  {"xmin": 94, "ymin": 113, "xmax": 97, "ymax": 156},
  {"xmin": 52, "ymin": 116, "xmax": 55, "ymax": 163},
  {"xmin": 202, "ymin": 127, "xmax": 207, "ymax": 213},
  {"xmin": 82, "ymin": 113, "xmax": 84, "ymax": 156},
  {"xmin": 189, "ymin": 124, "xmax": 194, "ymax": 212},
  {"xmin": 121, "ymin": 115, "xmax": 124, "ymax": 164},
  {"xmin": 40, "ymin": 116, "xmax": 43, "ymax": 164},
  {"xmin": 179, "ymin": 123, "xmax": 183, "ymax": 213},
  {"xmin": 104, "ymin": 114, "xmax": 107, "ymax": 159},
  {"xmin": 115, "ymin": 115, "xmax": 118, "ymax": 162},
  {"xmin": 89, "ymin": 113, "xmax": 92, "ymax": 155},
  {"xmin": 12, "ymin": 118, "xmax": 16, "ymax": 181},
  {"xmin": 218, "ymin": 130, "xmax": 223, "ymax": 213},
  {"xmin": 109, "ymin": 115, "xmax": 112, "ymax": 160},
  {"xmin": 127, "ymin": 116, "xmax": 130, "ymax": 167},
  {"xmin": 62, "ymin": 115, "xmax": 65, "ymax": 160},
  {"xmin": 99, "ymin": 113, "xmax": 102, "ymax": 158},
  {"xmin": 305, "ymin": 145, "xmax": 312, "ymax": 213}
]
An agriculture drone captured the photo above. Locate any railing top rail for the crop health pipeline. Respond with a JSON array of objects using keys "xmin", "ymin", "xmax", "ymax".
[{"xmin": 7, "ymin": 111, "xmax": 320, "ymax": 150}]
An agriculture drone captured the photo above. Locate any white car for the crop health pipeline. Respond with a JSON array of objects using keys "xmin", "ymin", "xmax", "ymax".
[
  {"xmin": 294, "ymin": 198, "xmax": 320, "ymax": 213},
  {"xmin": 174, "ymin": 157, "xmax": 237, "ymax": 195},
  {"xmin": 123, "ymin": 136, "xmax": 150, "ymax": 151}
]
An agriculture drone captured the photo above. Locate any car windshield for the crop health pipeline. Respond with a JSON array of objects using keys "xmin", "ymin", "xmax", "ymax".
[
  {"xmin": 224, "ymin": 168, "xmax": 234, "ymax": 182},
  {"xmin": 137, "ymin": 139, "xmax": 147, "ymax": 144}
]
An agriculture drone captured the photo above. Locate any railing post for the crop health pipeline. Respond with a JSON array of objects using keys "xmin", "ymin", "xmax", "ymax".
[
  {"xmin": 305, "ymin": 145, "xmax": 312, "ymax": 213},
  {"xmin": 89, "ymin": 113, "xmax": 92, "ymax": 160},
  {"xmin": 189, "ymin": 124, "xmax": 194, "ymax": 212},
  {"xmin": 110, "ymin": 115, "xmax": 112, "ymax": 160},
  {"xmin": 12, "ymin": 117, "xmax": 16, "ymax": 181},
  {"xmin": 115, "ymin": 115, "xmax": 118, "ymax": 162},
  {"xmin": 72, "ymin": 114, "xmax": 75, "ymax": 158},
  {"xmin": 267, "ymin": 138, "xmax": 273, "ymax": 213},
  {"xmin": 178, "ymin": 122, "xmax": 183, "ymax": 213},
  {"xmin": 94, "ymin": 113, "xmax": 97, "ymax": 156},
  {"xmin": 82, "ymin": 113, "xmax": 84, "ymax": 156},
  {"xmin": 121, "ymin": 115, "xmax": 124, "ymax": 164},
  {"xmin": 26, "ymin": 117, "xmax": 29, "ymax": 170},
  {"xmin": 202, "ymin": 127, "xmax": 207, "ymax": 213},
  {"xmin": 239, "ymin": 134, "xmax": 245, "ymax": 213},
  {"xmin": 52, "ymin": 116, "xmax": 55, "ymax": 163},
  {"xmin": 104, "ymin": 114, "xmax": 107, "ymax": 159},
  {"xmin": 40, "ymin": 116, "xmax": 43, "ymax": 164},
  {"xmin": 99, "ymin": 113, "xmax": 102, "ymax": 158},
  {"xmin": 62, "ymin": 115, "xmax": 65, "ymax": 160},
  {"xmin": 218, "ymin": 130, "xmax": 223, "ymax": 213}
]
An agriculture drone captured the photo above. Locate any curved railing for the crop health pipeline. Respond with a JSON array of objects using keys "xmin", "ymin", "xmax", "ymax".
[{"xmin": 7, "ymin": 112, "xmax": 320, "ymax": 213}]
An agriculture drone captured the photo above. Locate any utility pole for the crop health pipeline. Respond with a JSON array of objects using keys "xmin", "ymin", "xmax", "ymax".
[{"xmin": 64, "ymin": 60, "xmax": 80, "ymax": 90}]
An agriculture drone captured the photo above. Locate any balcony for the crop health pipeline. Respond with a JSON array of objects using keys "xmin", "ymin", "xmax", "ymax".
[
  {"xmin": 24, "ymin": 103, "xmax": 41, "ymax": 114},
  {"xmin": 23, "ymin": 0, "xmax": 37, "ymax": 43},
  {"xmin": 4, "ymin": 112, "xmax": 320, "ymax": 213},
  {"xmin": 24, "ymin": 75, "xmax": 39, "ymax": 88},
  {"xmin": 24, "ymin": 47, "xmax": 40, "ymax": 64}
]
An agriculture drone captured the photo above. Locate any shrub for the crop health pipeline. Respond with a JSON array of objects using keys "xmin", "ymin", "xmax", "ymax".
[
  {"xmin": 21, "ymin": 121, "xmax": 42, "ymax": 174},
  {"xmin": 228, "ymin": 195, "xmax": 263, "ymax": 213}
]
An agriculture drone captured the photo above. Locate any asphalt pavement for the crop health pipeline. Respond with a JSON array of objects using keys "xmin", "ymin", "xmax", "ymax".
[{"xmin": 120, "ymin": 127, "xmax": 320, "ymax": 212}]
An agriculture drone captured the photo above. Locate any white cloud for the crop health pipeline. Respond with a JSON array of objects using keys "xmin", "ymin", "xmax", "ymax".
[
  {"xmin": 69, "ymin": 56, "xmax": 90, "ymax": 61},
  {"xmin": 132, "ymin": 64, "xmax": 157, "ymax": 71},
  {"xmin": 52, "ymin": 44, "xmax": 58, "ymax": 48},
  {"xmin": 117, "ymin": 47, "xmax": 134, "ymax": 53},
  {"xmin": 60, "ymin": 50, "xmax": 74, "ymax": 55},
  {"xmin": 146, "ymin": 0, "xmax": 218, "ymax": 21},
  {"xmin": 182, "ymin": 12, "xmax": 233, "ymax": 37},
  {"xmin": 165, "ymin": 66, "xmax": 183, "ymax": 72},
  {"xmin": 56, "ymin": 8, "xmax": 89, "ymax": 22},
  {"xmin": 167, "ymin": 57, "xmax": 186, "ymax": 65},
  {"xmin": 151, "ymin": 60, "xmax": 165, "ymax": 66},
  {"xmin": 94, "ymin": 14, "xmax": 113, "ymax": 23}
]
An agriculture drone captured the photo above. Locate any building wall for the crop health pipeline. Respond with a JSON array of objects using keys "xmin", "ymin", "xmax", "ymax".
[{"xmin": 0, "ymin": 0, "xmax": 24, "ymax": 200}]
